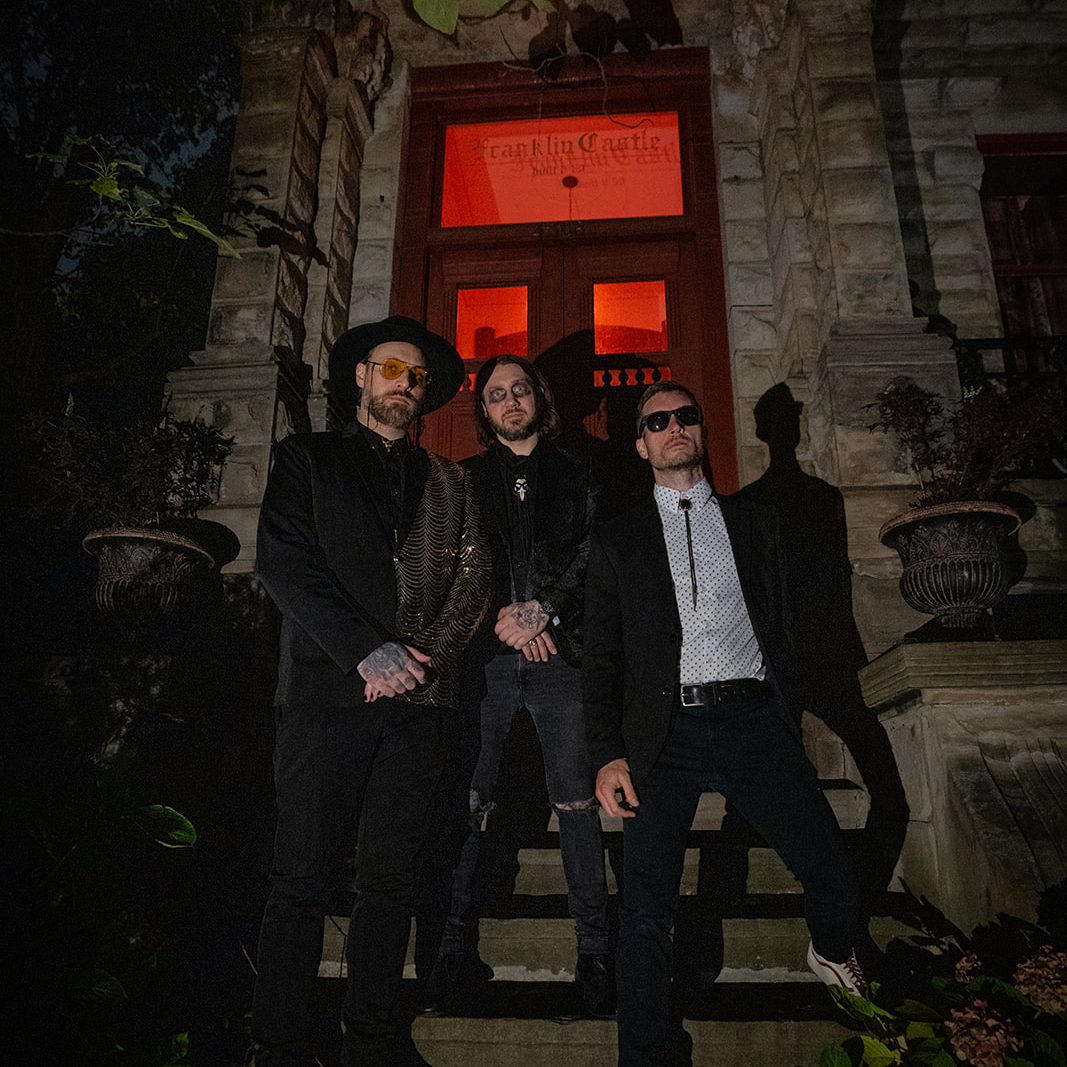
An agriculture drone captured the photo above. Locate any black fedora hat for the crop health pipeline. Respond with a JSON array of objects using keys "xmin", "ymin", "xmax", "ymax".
[{"xmin": 328, "ymin": 315, "xmax": 465, "ymax": 414}]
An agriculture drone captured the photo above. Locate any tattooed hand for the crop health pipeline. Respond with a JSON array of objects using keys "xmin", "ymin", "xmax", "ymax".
[
  {"xmin": 358, "ymin": 641, "xmax": 432, "ymax": 701},
  {"xmin": 495, "ymin": 600, "xmax": 554, "ymax": 656}
]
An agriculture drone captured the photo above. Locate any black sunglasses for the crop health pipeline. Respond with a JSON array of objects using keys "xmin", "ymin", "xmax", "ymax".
[{"xmin": 639, "ymin": 404, "xmax": 702, "ymax": 434}]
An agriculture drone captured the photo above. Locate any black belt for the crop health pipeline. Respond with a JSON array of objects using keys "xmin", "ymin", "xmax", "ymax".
[{"xmin": 679, "ymin": 679, "xmax": 769, "ymax": 707}]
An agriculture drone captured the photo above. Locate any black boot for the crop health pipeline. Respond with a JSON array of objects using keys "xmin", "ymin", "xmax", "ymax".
[
  {"xmin": 422, "ymin": 949, "xmax": 494, "ymax": 1015},
  {"xmin": 576, "ymin": 952, "xmax": 616, "ymax": 1017}
]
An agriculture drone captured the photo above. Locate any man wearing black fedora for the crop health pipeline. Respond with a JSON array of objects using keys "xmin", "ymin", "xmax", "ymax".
[{"xmin": 252, "ymin": 316, "xmax": 491, "ymax": 1067}]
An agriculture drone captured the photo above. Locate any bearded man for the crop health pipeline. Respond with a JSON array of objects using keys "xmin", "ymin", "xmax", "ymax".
[
  {"xmin": 426, "ymin": 355, "xmax": 614, "ymax": 1018},
  {"xmin": 252, "ymin": 316, "xmax": 490, "ymax": 1067}
]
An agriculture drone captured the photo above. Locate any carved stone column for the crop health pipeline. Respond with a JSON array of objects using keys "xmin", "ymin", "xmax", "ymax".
[{"xmin": 167, "ymin": 0, "xmax": 389, "ymax": 571}]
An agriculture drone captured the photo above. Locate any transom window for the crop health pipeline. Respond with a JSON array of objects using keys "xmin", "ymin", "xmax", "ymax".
[{"xmin": 442, "ymin": 113, "xmax": 683, "ymax": 227}]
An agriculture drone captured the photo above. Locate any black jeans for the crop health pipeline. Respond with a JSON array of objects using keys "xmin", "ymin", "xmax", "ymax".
[
  {"xmin": 442, "ymin": 653, "xmax": 610, "ymax": 956},
  {"xmin": 251, "ymin": 698, "xmax": 445, "ymax": 1065},
  {"xmin": 617, "ymin": 692, "xmax": 860, "ymax": 1066}
]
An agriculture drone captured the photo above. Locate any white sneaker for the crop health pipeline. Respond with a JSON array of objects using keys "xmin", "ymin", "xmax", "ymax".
[{"xmin": 806, "ymin": 940, "xmax": 866, "ymax": 995}]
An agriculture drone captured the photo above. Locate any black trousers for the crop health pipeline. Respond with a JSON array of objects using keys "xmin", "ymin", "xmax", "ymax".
[
  {"xmin": 251, "ymin": 697, "xmax": 445, "ymax": 1064},
  {"xmin": 618, "ymin": 692, "xmax": 860, "ymax": 1066}
]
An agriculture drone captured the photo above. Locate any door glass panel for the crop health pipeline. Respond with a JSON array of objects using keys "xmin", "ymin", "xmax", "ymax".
[
  {"xmin": 593, "ymin": 280, "xmax": 668, "ymax": 354},
  {"xmin": 442, "ymin": 113, "xmax": 683, "ymax": 227},
  {"xmin": 456, "ymin": 286, "xmax": 528, "ymax": 360}
]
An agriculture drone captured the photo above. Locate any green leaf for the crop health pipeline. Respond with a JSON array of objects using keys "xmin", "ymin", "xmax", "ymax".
[
  {"xmin": 818, "ymin": 1046, "xmax": 853, "ymax": 1067},
  {"xmin": 129, "ymin": 804, "xmax": 197, "ymax": 848},
  {"xmin": 76, "ymin": 969, "xmax": 128, "ymax": 1006},
  {"xmin": 1031, "ymin": 1030, "xmax": 1066, "ymax": 1067},
  {"xmin": 27, "ymin": 150, "xmax": 71, "ymax": 164},
  {"xmin": 828, "ymin": 985, "xmax": 896, "ymax": 1020},
  {"xmin": 161, "ymin": 221, "xmax": 192, "ymax": 240},
  {"xmin": 131, "ymin": 185, "xmax": 162, "ymax": 209},
  {"xmin": 930, "ymin": 977, "xmax": 965, "ymax": 1002},
  {"xmin": 905, "ymin": 1022, "xmax": 939, "ymax": 1041},
  {"xmin": 897, "ymin": 1000, "xmax": 945, "ymax": 1023},
  {"xmin": 857, "ymin": 1035, "xmax": 898, "ymax": 1067},
  {"xmin": 171, "ymin": 207, "xmax": 239, "ymax": 257},
  {"xmin": 931, "ymin": 1051, "xmax": 956, "ymax": 1067},
  {"xmin": 161, "ymin": 1032, "xmax": 191, "ymax": 1065},
  {"xmin": 413, "ymin": 0, "xmax": 462, "ymax": 34},
  {"xmin": 460, "ymin": 0, "xmax": 514, "ymax": 15},
  {"xmin": 89, "ymin": 174, "xmax": 122, "ymax": 200}
]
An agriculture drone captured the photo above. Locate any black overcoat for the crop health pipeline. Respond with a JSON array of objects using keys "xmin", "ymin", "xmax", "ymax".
[{"xmin": 256, "ymin": 422, "xmax": 486, "ymax": 706}]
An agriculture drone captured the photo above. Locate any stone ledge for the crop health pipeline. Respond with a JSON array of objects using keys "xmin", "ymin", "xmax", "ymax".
[{"xmin": 860, "ymin": 639, "xmax": 1067, "ymax": 710}]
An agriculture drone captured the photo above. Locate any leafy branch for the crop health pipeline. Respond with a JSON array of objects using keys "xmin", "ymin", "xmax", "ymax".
[{"xmin": 29, "ymin": 135, "xmax": 238, "ymax": 257}]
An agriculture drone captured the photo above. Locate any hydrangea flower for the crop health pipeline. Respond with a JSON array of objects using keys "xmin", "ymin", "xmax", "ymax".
[
  {"xmin": 946, "ymin": 999, "xmax": 1023, "ymax": 1067},
  {"xmin": 1014, "ymin": 944, "xmax": 1067, "ymax": 1013},
  {"xmin": 955, "ymin": 951, "xmax": 982, "ymax": 983}
]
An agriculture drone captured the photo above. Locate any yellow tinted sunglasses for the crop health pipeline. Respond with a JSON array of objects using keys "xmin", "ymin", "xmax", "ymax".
[{"xmin": 366, "ymin": 358, "xmax": 432, "ymax": 389}]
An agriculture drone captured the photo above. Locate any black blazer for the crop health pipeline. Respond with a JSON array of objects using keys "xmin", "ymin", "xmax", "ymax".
[
  {"xmin": 582, "ymin": 490, "xmax": 800, "ymax": 785},
  {"xmin": 462, "ymin": 443, "xmax": 598, "ymax": 667},
  {"xmin": 256, "ymin": 422, "xmax": 483, "ymax": 706}
]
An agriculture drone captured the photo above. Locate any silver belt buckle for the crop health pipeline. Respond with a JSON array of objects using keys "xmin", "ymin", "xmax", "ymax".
[{"xmin": 680, "ymin": 684, "xmax": 704, "ymax": 707}]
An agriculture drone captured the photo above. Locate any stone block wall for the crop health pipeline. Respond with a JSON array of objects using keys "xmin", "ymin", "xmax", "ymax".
[
  {"xmin": 178, "ymin": 0, "xmax": 1065, "ymax": 634},
  {"xmin": 169, "ymin": 3, "xmax": 389, "ymax": 569}
]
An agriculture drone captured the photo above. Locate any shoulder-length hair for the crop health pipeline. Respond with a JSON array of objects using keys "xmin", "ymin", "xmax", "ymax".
[{"xmin": 473, "ymin": 354, "xmax": 562, "ymax": 448}]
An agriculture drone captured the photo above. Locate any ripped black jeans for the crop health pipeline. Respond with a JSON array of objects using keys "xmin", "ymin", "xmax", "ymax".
[{"xmin": 441, "ymin": 652, "xmax": 611, "ymax": 956}]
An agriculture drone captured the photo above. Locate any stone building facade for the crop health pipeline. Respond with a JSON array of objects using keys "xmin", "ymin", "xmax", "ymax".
[{"xmin": 168, "ymin": 0, "xmax": 1067, "ymax": 927}]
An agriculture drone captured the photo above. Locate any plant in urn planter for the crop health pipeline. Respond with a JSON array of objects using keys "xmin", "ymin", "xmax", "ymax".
[
  {"xmin": 23, "ymin": 408, "xmax": 235, "ymax": 631},
  {"xmin": 869, "ymin": 380, "xmax": 1065, "ymax": 632}
]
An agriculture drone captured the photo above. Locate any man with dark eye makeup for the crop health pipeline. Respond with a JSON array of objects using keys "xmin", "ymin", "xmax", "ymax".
[
  {"xmin": 425, "ymin": 354, "xmax": 615, "ymax": 1019},
  {"xmin": 251, "ymin": 316, "xmax": 491, "ymax": 1067}
]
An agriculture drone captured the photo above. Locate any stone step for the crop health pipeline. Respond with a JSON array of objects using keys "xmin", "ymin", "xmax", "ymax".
[
  {"xmin": 411, "ymin": 1014, "xmax": 848, "ymax": 1067},
  {"xmin": 299, "ymin": 978, "xmax": 851, "ymax": 1067},
  {"xmin": 590, "ymin": 779, "xmax": 869, "ymax": 835},
  {"xmin": 321, "ymin": 899, "xmax": 910, "ymax": 983},
  {"xmin": 513, "ymin": 838, "xmax": 815, "ymax": 897}
]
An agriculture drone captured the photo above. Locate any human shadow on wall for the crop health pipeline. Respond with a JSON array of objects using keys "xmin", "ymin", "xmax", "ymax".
[
  {"xmin": 536, "ymin": 329, "xmax": 654, "ymax": 514},
  {"xmin": 736, "ymin": 384, "xmax": 910, "ymax": 882},
  {"xmin": 674, "ymin": 384, "xmax": 911, "ymax": 1010}
]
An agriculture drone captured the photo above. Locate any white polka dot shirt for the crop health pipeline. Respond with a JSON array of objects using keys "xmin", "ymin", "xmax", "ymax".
[{"xmin": 653, "ymin": 480, "xmax": 765, "ymax": 684}]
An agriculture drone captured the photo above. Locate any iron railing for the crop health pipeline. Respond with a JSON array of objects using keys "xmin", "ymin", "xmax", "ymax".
[{"xmin": 953, "ymin": 335, "xmax": 1067, "ymax": 391}]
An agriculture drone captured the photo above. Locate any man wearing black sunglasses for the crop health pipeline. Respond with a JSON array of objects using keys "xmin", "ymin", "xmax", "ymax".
[
  {"xmin": 583, "ymin": 381, "xmax": 863, "ymax": 1066},
  {"xmin": 252, "ymin": 316, "xmax": 491, "ymax": 1067}
]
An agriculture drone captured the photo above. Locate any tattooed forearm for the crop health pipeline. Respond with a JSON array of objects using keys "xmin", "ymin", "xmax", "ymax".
[{"xmin": 357, "ymin": 641, "xmax": 410, "ymax": 685}]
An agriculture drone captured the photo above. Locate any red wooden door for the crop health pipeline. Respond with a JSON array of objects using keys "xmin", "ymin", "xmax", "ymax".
[{"xmin": 418, "ymin": 233, "xmax": 737, "ymax": 491}]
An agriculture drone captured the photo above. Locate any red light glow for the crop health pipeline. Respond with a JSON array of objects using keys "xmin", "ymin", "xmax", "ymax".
[{"xmin": 442, "ymin": 113, "xmax": 683, "ymax": 227}]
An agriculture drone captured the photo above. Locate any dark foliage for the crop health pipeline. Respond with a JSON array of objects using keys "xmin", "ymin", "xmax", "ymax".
[
  {"xmin": 19, "ymin": 409, "xmax": 234, "ymax": 532},
  {"xmin": 1, "ymin": 0, "xmax": 240, "ymax": 417},
  {"xmin": 868, "ymin": 380, "xmax": 1067, "ymax": 506}
]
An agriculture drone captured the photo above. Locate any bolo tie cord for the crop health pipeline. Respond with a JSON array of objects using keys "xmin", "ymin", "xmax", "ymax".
[{"xmin": 679, "ymin": 498, "xmax": 698, "ymax": 608}]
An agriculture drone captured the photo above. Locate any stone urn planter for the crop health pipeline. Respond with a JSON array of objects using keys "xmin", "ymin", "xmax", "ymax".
[
  {"xmin": 878, "ymin": 501, "xmax": 1021, "ymax": 630},
  {"xmin": 82, "ymin": 527, "xmax": 217, "ymax": 632}
]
